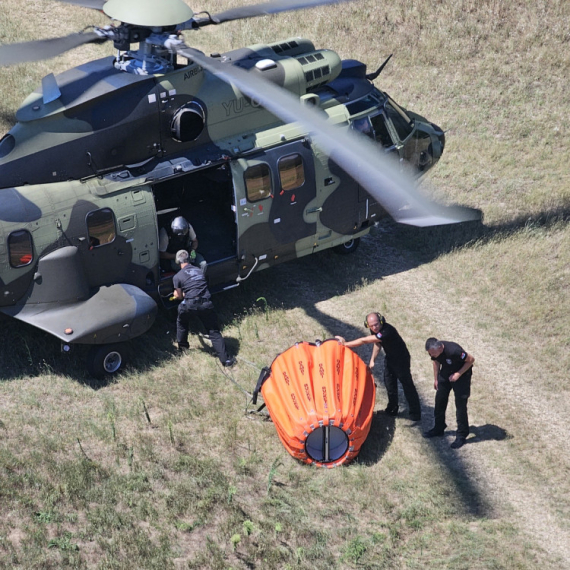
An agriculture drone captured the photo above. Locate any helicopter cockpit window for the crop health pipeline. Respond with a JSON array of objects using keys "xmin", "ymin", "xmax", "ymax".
[
  {"xmin": 86, "ymin": 208, "xmax": 116, "ymax": 249},
  {"xmin": 8, "ymin": 230, "xmax": 33, "ymax": 268},
  {"xmin": 346, "ymin": 94, "xmax": 381, "ymax": 116},
  {"xmin": 370, "ymin": 113, "xmax": 394, "ymax": 148},
  {"xmin": 278, "ymin": 154, "xmax": 305, "ymax": 191},
  {"xmin": 245, "ymin": 163, "xmax": 272, "ymax": 202},
  {"xmin": 385, "ymin": 99, "xmax": 413, "ymax": 142}
]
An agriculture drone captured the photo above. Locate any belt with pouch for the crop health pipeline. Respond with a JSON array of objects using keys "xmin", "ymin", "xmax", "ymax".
[{"xmin": 182, "ymin": 296, "xmax": 210, "ymax": 306}]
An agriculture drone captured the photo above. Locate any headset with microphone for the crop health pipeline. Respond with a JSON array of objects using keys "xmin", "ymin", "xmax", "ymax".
[{"xmin": 364, "ymin": 313, "xmax": 385, "ymax": 329}]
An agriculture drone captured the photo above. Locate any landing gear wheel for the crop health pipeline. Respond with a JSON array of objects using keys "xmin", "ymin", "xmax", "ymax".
[
  {"xmin": 87, "ymin": 344, "xmax": 124, "ymax": 379},
  {"xmin": 334, "ymin": 237, "xmax": 360, "ymax": 255}
]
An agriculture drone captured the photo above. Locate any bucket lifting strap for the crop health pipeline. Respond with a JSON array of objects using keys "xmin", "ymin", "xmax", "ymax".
[{"xmin": 252, "ymin": 366, "xmax": 271, "ymax": 405}]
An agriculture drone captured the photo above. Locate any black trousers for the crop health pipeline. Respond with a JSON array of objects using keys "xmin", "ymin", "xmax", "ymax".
[
  {"xmin": 385, "ymin": 357, "xmax": 421, "ymax": 416},
  {"xmin": 433, "ymin": 374, "xmax": 471, "ymax": 438},
  {"xmin": 176, "ymin": 303, "xmax": 229, "ymax": 363}
]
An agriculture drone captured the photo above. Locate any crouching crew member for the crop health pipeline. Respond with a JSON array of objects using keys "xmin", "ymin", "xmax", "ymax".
[
  {"xmin": 424, "ymin": 337, "xmax": 475, "ymax": 449},
  {"xmin": 159, "ymin": 216, "xmax": 207, "ymax": 274},
  {"xmin": 172, "ymin": 250, "xmax": 235, "ymax": 367},
  {"xmin": 336, "ymin": 313, "xmax": 422, "ymax": 421}
]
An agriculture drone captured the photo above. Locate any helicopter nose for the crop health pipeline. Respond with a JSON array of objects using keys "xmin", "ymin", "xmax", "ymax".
[
  {"xmin": 431, "ymin": 122, "xmax": 445, "ymax": 154},
  {"xmin": 438, "ymin": 130, "xmax": 446, "ymax": 152}
]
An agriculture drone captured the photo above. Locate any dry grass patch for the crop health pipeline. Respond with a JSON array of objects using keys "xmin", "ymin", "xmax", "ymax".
[{"xmin": 1, "ymin": 0, "xmax": 570, "ymax": 567}]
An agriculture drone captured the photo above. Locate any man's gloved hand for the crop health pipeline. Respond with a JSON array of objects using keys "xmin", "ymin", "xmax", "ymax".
[{"xmin": 190, "ymin": 250, "xmax": 197, "ymax": 261}]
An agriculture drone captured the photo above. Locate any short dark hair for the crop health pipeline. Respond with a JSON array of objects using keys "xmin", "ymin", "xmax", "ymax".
[{"xmin": 425, "ymin": 337, "xmax": 443, "ymax": 351}]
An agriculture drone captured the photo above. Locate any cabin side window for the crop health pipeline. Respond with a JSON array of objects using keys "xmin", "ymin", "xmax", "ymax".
[
  {"xmin": 279, "ymin": 154, "xmax": 305, "ymax": 191},
  {"xmin": 245, "ymin": 163, "xmax": 272, "ymax": 202},
  {"xmin": 170, "ymin": 101, "xmax": 206, "ymax": 143},
  {"xmin": 8, "ymin": 230, "xmax": 33, "ymax": 268},
  {"xmin": 86, "ymin": 208, "xmax": 116, "ymax": 249}
]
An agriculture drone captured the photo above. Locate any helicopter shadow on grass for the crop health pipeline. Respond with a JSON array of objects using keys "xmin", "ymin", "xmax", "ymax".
[
  {"xmin": 0, "ymin": 292, "xmax": 241, "ymax": 387},
  {"xmin": 386, "ymin": 202, "xmax": 570, "ymax": 265},
  {"xmin": 413, "ymin": 399, "xmax": 496, "ymax": 516},
  {"xmin": 228, "ymin": 201, "xmax": 570, "ymax": 351},
  {"xmin": 0, "ymin": 108, "xmax": 16, "ymax": 128},
  {"xmin": 1, "ymin": 205, "xmax": 567, "ymax": 385},
  {"xmin": 0, "ymin": 311, "xmax": 181, "ymax": 388}
]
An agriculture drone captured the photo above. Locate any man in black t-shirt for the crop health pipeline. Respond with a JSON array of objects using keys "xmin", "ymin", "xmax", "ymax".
[
  {"xmin": 172, "ymin": 250, "xmax": 234, "ymax": 367},
  {"xmin": 336, "ymin": 313, "xmax": 422, "ymax": 421},
  {"xmin": 424, "ymin": 337, "xmax": 475, "ymax": 449}
]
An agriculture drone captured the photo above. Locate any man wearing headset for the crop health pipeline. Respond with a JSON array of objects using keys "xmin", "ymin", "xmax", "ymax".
[{"xmin": 336, "ymin": 313, "xmax": 422, "ymax": 421}]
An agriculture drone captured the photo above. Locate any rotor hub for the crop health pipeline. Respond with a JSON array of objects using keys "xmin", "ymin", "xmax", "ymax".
[{"xmin": 103, "ymin": 0, "xmax": 194, "ymax": 27}]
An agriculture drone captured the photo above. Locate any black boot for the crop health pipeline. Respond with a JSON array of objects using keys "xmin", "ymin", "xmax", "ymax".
[{"xmin": 424, "ymin": 426, "xmax": 446, "ymax": 438}]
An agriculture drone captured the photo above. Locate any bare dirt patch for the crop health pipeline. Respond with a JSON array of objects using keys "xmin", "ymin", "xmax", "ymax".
[{"xmin": 314, "ymin": 235, "xmax": 570, "ymax": 566}]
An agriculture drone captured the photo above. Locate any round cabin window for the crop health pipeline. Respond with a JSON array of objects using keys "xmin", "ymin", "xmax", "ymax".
[{"xmin": 171, "ymin": 101, "xmax": 205, "ymax": 142}]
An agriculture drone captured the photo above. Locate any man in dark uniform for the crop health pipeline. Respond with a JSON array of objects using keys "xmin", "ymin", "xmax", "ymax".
[
  {"xmin": 172, "ymin": 250, "xmax": 235, "ymax": 367},
  {"xmin": 159, "ymin": 216, "xmax": 207, "ymax": 273},
  {"xmin": 336, "ymin": 312, "xmax": 422, "ymax": 421},
  {"xmin": 424, "ymin": 337, "xmax": 475, "ymax": 449}
]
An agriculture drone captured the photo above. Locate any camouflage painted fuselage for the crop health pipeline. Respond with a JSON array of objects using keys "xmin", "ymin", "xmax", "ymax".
[{"xmin": 0, "ymin": 38, "xmax": 445, "ymax": 345}]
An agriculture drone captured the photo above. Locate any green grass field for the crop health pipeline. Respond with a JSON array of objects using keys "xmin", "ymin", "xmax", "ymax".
[{"xmin": 1, "ymin": 0, "xmax": 569, "ymax": 568}]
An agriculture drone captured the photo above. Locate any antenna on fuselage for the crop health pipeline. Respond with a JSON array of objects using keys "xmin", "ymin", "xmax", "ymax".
[{"xmin": 366, "ymin": 54, "xmax": 393, "ymax": 81}]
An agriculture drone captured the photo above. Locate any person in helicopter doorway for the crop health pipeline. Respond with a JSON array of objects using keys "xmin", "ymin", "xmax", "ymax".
[
  {"xmin": 159, "ymin": 215, "xmax": 207, "ymax": 274},
  {"xmin": 172, "ymin": 250, "xmax": 236, "ymax": 367},
  {"xmin": 424, "ymin": 337, "xmax": 475, "ymax": 449},
  {"xmin": 335, "ymin": 312, "xmax": 422, "ymax": 421}
]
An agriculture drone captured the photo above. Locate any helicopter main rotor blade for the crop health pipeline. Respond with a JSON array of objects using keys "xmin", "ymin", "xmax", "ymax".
[
  {"xmin": 195, "ymin": 0, "xmax": 355, "ymax": 26},
  {"xmin": 0, "ymin": 32, "xmax": 108, "ymax": 68},
  {"xmin": 54, "ymin": 0, "xmax": 107, "ymax": 10},
  {"xmin": 176, "ymin": 45, "xmax": 480, "ymax": 227}
]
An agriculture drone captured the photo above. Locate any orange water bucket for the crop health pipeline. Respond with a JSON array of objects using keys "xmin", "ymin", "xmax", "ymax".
[{"xmin": 254, "ymin": 339, "xmax": 376, "ymax": 467}]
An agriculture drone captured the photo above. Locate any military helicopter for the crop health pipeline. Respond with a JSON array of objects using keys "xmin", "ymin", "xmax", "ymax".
[{"xmin": 0, "ymin": 0, "xmax": 480, "ymax": 377}]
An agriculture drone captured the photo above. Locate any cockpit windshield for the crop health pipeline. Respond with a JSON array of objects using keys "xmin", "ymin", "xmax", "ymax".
[
  {"xmin": 385, "ymin": 95, "xmax": 413, "ymax": 125},
  {"xmin": 384, "ymin": 94, "xmax": 414, "ymax": 142}
]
